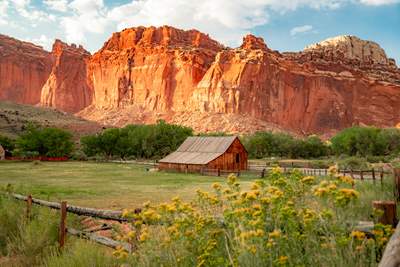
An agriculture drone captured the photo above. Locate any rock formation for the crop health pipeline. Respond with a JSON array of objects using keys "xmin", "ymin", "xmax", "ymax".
[
  {"xmin": 1, "ymin": 27, "xmax": 400, "ymax": 135},
  {"xmin": 0, "ymin": 34, "xmax": 52, "ymax": 105},
  {"xmin": 89, "ymin": 26, "xmax": 224, "ymax": 110},
  {"xmin": 40, "ymin": 40, "xmax": 92, "ymax": 113}
]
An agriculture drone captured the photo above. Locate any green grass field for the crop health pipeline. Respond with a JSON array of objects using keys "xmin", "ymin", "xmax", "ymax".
[{"xmin": 0, "ymin": 161, "xmax": 254, "ymax": 209}]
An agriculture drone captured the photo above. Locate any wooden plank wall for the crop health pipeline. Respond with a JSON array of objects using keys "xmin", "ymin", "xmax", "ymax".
[
  {"xmin": 207, "ymin": 138, "xmax": 248, "ymax": 171},
  {"xmin": 159, "ymin": 138, "xmax": 248, "ymax": 172}
]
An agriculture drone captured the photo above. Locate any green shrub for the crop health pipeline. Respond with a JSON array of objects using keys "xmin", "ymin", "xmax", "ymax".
[
  {"xmin": 331, "ymin": 126, "xmax": 400, "ymax": 157},
  {"xmin": 44, "ymin": 241, "xmax": 121, "ymax": 267},
  {"xmin": 338, "ymin": 157, "xmax": 371, "ymax": 170},
  {"xmin": 0, "ymin": 135, "xmax": 15, "ymax": 152},
  {"xmin": 14, "ymin": 124, "xmax": 74, "ymax": 157},
  {"xmin": 244, "ymin": 132, "xmax": 328, "ymax": 159},
  {"xmin": 70, "ymin": 150, "xmax": 88, "ymax": 161},
  {"xmin": 81, "ymin": 120, "xmax": 193, "ymax": 159}
]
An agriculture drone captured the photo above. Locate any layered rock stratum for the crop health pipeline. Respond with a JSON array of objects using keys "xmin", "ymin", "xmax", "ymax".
[
  {"xmin": 40, "ymin": 40, "xmax": 92, "ymax": 113},
  {"xmin": 1, "ymin": 27, "xmax": 399, "ymax": 135},
  {"xmin": 0, "ymin": 34, "xmax": 52, "ymax": 104}
]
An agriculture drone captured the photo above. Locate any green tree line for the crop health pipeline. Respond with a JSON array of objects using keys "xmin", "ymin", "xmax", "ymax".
[
  {"xmin": 2, "ymin": 123, "xmax": 400, "ymax": 160},
  {"xmin": 81, "ymin": 120, "xmax": 193, "ymax": 159}
]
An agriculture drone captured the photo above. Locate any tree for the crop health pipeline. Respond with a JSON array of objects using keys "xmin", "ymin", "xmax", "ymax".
[
  {"xmin": 331, "ymin": 126, "xmax": 385, "ymax": 156},
  {"xmin": 79, "ymin": 121, "xmax": 193, "ymax": 159},
  {"xmin": 0, "ymin": 135, "xmax": 15, "ymax": 152},
  {"xmin": 15, "ymin": 125, "xmax": 74, "ymax": 157}
]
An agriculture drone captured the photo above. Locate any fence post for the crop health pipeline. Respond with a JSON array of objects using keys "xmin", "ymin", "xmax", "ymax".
[
  {"xmin": 261, "ymin": 168, "xmax": 265, "ymax": 178},
  {"xmin": 325, "ymin": 169, "xmax": 327, "ymax": 176},
  {"xmin": 59, "ymin": 201, "xmax": 67, "ymax": 249},
  {"xmin": 393, "ymin": 168, "xmax": 400, "ymax": 202},
  {"xmin": 380, "ymin": 170, "xmax": 384, "ymax": 187},
  {"xmin": 360, "ymin": 170, "xmax": 364, "ymax": 180},
  {"xmin": 217, "ymin": 169, "xmax": 220, "ymax": 177},
  {"xmin": 350, "ymin": 169, "xmax": 354, "ymax": 179},
  {"xmin": 372, "ymin": 168, "xmax": 376, "ymax": 183},
  {"xmin": 26, "ymin": 194, "xmax": 32, "ymax": 220},
  {"xmin": 372, "ymin": 201, "xmax": 397, "ymax": 227}
]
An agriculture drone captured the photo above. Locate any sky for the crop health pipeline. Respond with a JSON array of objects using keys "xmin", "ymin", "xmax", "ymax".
[{"xmin": 0, "ymin": 0, "xmax": 399, "ymax": 63}]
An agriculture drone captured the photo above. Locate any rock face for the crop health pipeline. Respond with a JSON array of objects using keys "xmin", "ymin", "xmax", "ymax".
[
  {"xmin": 0, "ymin": 34, "xmax": 52, "ymax": 105},
  {"xmin": 40, "ymin": 40, "xmax": 92, "ymax": 113},
  {"xmin": 89, "ymin": 26, "xmax": 224, "ymax": 110},
  {"xmin": 1, "ymin": 28, "xmax": 400, "ymax": 135}
]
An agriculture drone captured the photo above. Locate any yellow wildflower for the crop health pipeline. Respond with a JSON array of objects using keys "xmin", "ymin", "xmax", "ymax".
[
  {"xmin": 338, "ymin": 175, "xmax": 355, "ymax": 186},
  {"xmin": 301, "ymin": 176, "xmax": 315, "ymax": 184},
  {"xmin": 278, "ymin": 256, "xmax": 289, "ymax": 265},
  {"xmin": 127, "ymin": 231, "xmax": 136, "ymax": 239},
  {"xmin": 328, "ymin": 165, "xmax": 338, "ymax": 176},
  {"xmin": 212, "ymin": 183, "xmax": 222, "ymax": 190},
  {"xmin": 269, "ymin": 229, "xmax": 281, "ymax": 239},
  {"xmin": 351, "ymin": 231, "xmax": 366, "ymax": 240},
  {"xmin": 313, "ymin": 187, "xmax": 329, "ymax": 197}
]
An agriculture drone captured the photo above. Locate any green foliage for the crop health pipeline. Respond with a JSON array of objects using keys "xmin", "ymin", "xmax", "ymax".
[
  {"xmin": 81, "ymin": 120, "xmax": 193, "ymax": 159},
  {"xmin": 44, "ymin": 241, "xmax": 121, "ymax": 267},
  {"xmin": 244, "ymin": 132, "xmax": 328, "ymax": 159},
  {"xmin": 337, "ymin": 157, "xmax": 370, "ymax": 170},
  {"xmin": 14, "ymin": 124, "xmax": 74, "ymax": 157},
  {"xmin": 0, "ymin": 135, "xmax": 15, "ymax": 152},
  {"xmin": 331, "ymin": 126, "xmax": 400, "ymax": 157}
]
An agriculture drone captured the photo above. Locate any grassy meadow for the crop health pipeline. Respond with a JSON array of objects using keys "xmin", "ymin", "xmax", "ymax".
[
  {"xmin": 0, "ymin": 161, "xmax": 255, "ymax": 208},
  {"xmin": 0, "ymin": 161, "xmax": 398, "ymax": 266}
]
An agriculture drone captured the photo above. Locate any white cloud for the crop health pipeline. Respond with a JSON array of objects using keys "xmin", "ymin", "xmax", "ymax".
[
  {"xmin": 359, "ymin": 0, "xmax": 400, "ymax": 5},
  {"xmin": 43, "ymin": 0, "xmax": 69, "ymax": 12},
  {"xmin": 60, "ymin": 0, "xmax": 109, "ymax": 44},
  {"xmin": 9, "ymin": 0, "xmax": 55, "ymax": 22},
  {"xmin": 106, "ymin": 0, "xmax": 345, "ymax": 47},
  {"xmin": 290, "ymin": 25, "xmax": 314, "ymax": 36},
  {"xmin": 0, "ymin": 0, "xmax": 9, "ymax": 25}
]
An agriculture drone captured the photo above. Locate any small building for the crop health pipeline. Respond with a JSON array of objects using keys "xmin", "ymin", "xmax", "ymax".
[
  {"xmin": 0, "ymin": 145, "xmax": 5, "ymax": 160},
  {"xmin": 159, "ymin": 136, "xmax": 248, "ymax": 173}
]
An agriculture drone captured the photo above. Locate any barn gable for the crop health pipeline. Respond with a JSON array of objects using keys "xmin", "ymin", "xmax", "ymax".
[{"xmin": 159, "ymin": 136, "xmax": 239, "ymax": 165}]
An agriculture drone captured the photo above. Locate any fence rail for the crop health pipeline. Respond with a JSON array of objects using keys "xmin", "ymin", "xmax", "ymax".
[
  {"xmin": 199, "ymin": 166, "xmax": 390, "ymax": 183},
  {"xmin": 4, "ymin": 189, "xmax": 400, "ymax": 265},
  {"xmin": 12, "ymin": 193, "xmax": 128, "ymax": 222},
  {"xmin": 7, "ymin": 193, "xmax": 134, "ymax": 251}
]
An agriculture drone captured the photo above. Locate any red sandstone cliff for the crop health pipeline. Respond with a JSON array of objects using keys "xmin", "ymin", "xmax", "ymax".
[
  {"xmin": 40, "ymin": 40, "xmax": 92, "ymax": 113},
  {"xmin": 190, "ymin": 35, "xmax": 400, "ymax": 134},
  {"xmin": 89, "ymin": 26, "xmax": 224, "ymax": 110},
  {"xmin": 0, "ymin": 34, "xmax": 52, "ymax": 105},
  {"xmin": 1, "ymin": 27, "xmax": 400, "ymax": 135}
]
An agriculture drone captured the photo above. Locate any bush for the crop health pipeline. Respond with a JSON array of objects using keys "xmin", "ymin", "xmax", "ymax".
[
  {"xmin": 331, "ymin": 126, "xmax": 400, "ymax": 157},
  {"xmin": 244, "ymin": 132, "xmax": 328, "ymax": 159},
  {"xmin": 70, "ymin": 150, "xmax": 88, "ymax": 161},
  {"xmin": 337, "ymin": 157, "xmax": 371, "ymax": 170},
  {"xmin": 117, "ymin": 170, "xmax": 392, "ymax": 266},
  {"xmin": 0, "ymin": 135, "xmax": 15, "ymax": 152},
  {"xmin": 14, "ymin": 124, "xmax": 74, "ymax": 158},
  {"xmin": 81, "ymin": 120, "xmax": 193, "ymax": 159}
]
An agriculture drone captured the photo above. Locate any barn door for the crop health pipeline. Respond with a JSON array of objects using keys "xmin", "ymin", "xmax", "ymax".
[{"xmin": 235, "ymin": 153, "xmax": 240, "ymax": 170}]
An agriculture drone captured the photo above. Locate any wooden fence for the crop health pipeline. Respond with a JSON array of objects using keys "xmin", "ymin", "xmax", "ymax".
[
  {"xmin": 199, "ymin": 166, "xmax": 390, "ymax": 183},
  {"xmin": 5, "ymin": 191, "xmax": 400, "ymax": 265},
  {"xmin": 9, "ymin": 193, "xmax": 134, "ymax": 252}
]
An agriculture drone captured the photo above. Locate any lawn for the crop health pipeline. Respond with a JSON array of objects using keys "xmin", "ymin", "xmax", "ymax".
[{"xmin": 0, "ymin": 161, "xmax": 254, "ymax": 209}]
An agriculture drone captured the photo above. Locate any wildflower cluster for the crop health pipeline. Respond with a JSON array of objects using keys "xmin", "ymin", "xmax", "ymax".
[{"xmin": 116, "ymin": 167, "xmax": 393, "ymax": 266}]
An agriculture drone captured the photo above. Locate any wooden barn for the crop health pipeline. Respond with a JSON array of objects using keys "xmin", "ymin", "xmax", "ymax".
[{"xmin": 158, "ymin": 136, "xmax": 248, "ymax": 173}]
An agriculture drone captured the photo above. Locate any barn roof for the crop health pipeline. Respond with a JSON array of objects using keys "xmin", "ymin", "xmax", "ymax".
[{"xmin": 159, "ymin": 136, "xmax": 238, "ymax": 165}]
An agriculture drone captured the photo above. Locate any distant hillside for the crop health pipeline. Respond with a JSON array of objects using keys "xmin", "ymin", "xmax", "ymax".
[{"xmin": 0, "ymin": 101, "xmax": 103, "ymax": 138}]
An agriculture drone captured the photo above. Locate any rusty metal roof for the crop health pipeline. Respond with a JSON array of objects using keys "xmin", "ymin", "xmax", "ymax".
[{"xmin": 159, "ymin": 136, "xmax": 238, "ymax": 165}]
